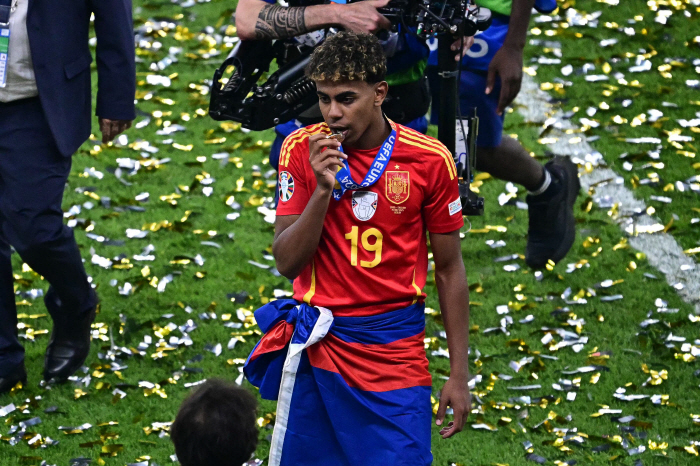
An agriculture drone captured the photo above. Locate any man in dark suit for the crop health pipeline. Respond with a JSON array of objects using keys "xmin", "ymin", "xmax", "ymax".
[{"xmin": 0, "ymin": 0, "xmax": 135, "ymax": 393}]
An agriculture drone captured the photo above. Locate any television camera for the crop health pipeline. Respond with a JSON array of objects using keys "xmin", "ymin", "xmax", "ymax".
[{"xmin": 209, "ymin": 0, "xmax": 490, "ymax": 215}]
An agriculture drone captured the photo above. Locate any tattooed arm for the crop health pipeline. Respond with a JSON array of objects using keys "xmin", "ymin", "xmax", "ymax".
[{"xmin": 235, "ymin": 0, "xmax": 392, "ymax": 41}]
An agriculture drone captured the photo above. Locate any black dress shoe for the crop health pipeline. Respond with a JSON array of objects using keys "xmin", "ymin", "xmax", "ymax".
[
  {"xmin": 44, "ymin": 304, "xmax": 97, "ymax": 382},
  {"xmin": 0, "ymin": 363, "xmax": 27, "ymax": 394}
]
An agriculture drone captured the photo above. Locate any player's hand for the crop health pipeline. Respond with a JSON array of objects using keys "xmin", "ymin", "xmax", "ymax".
[
  {"xmin": 485, "ymin": 44, "xmax": 524, "ymax": 115},
  {"xmin": 450, "ymin": 36, "xmax": 474, "ymax": 62},
  {"xmin": 336, "ymin": 0, "xmax": 392, "ymax": 33},
  {"xmin": 435, "ymin": 375, "xmax": 471, "ymax": 439},
  {"xmin": 309, "ymin": 133, "xmax": 347, "ymax": 194},
  {"xmin": 99, "ymin": 118, "xmax": 132, "ymax": 144}
]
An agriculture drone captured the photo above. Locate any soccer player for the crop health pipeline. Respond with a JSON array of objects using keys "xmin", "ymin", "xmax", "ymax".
[{"xmin": 244, "ymin": 32, "xmax": 471, "ymax": 465}]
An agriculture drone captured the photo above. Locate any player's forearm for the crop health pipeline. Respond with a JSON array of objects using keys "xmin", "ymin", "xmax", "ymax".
[
  {"xmin": 502, "ymin": 0, "xmax": 536, "ymax": 50},
  {"xmin": 435, "ymin": 262, "xmax": 470, "ymax": 378},
  {"xmin": 236, "ymin": 1, "xmax": 340, "ymax": 41},
  {"xmin": 273, "ymin": 187, "xmax": 332, "ymax": 279}
]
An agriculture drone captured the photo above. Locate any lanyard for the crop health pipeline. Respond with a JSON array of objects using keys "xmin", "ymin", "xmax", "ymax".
[{"xmin": 332, "ymin": 120, "xmax": 397, "ymax": 201}]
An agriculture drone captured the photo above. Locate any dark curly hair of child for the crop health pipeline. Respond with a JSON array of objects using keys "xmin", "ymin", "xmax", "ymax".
[
  {"xmin": 170, "ymin": 379, "xmax": 259, "ymax": 466},
  {"xmin": 305, "ymin": 31, "xmax": 387, "ymax": 84}
]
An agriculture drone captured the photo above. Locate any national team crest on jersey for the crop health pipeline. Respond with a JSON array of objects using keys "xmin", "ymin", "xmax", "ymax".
[
  {"xmin": 352, "ymin": 191, "xmax": 378, "ymax": 221},
  {"xmin": 385, "ymin": 171, "xmax": 410, "ymax": 204},
  {"xmin": 279, "ymin": 171, "xmax": 294, "ymax": 202}
]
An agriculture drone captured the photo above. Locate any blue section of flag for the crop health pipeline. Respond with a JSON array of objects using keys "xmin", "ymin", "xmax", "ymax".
[
  {"xmin": 252, "ymin": 297, "xmax": 307, "ymax": 333},
  {"xmin": 246, "ymin": 346, "xmax": 286, "ymax": 400},
  {"xmin": 331, "ymin": 303, "xmax": 425, "ymax": 344},
  {"xmin": 280, "ymin": 356, "xmax": 433, "ymax": 466}
]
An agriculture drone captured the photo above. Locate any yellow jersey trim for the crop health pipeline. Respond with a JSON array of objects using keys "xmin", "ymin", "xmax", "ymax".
[
  {"xmin": 302, "ymin": 259, "xmax": 316, "ymax": 304},
  {"xmin": 401, "ymin": 126, "xmax": 450, "ymax": 152},
  {"xmin": 278, "ymin": 130, "xmax": 305, "ymax": 169},
  {"xmin": 399, "ymin": 129, "xmax": 457, "ymax": 177},
  {"xmin": 411, "ymin": 269, "xmax": 422, "ymax": 305},
  {"xmin": 398, "ymin": 136, "xmax": 456, "ymax": 180},
  {"xmin": 280, "ymin": 123, "xmax": 327, "ymax": 167},
  {"xmin": 280, "ymin": 128, "xmax": 310, "ymax": 168}
]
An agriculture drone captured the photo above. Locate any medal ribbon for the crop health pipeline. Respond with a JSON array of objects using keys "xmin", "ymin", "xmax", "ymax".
[{"xmin": 332, "ymin": 121, "xmax": 397, "ymax": 201}]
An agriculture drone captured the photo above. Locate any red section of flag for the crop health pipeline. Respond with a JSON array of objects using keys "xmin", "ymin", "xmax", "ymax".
[{"xmin": 307, "ymin": 331, "xmax": 431, "ymax": 392}]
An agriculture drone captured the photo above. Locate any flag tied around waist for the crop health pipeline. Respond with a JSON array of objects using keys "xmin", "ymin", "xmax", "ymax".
[{"xmin": 244, "ymin": 299, "xmax": 434, "ymax": 466}]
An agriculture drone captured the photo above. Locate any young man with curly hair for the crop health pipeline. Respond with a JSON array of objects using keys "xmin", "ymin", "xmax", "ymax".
[{"xmin": 244, "ymin": 31, "xmax": 471, "ymax": 466}]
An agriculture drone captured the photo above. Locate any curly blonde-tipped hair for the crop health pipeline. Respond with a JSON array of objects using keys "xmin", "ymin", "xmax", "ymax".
[{"xmin": 305, "ymin": 31, "xmax": 387, "ymax": 84}]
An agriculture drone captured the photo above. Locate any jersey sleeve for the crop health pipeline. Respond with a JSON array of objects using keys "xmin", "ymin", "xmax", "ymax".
[
  {"xmin": 422, "ymin": 148, "xmax": 465, "ymax": 234},
  {"xmin": 276, "ymin": 131, "xmax": 311, "ymax": 216}
]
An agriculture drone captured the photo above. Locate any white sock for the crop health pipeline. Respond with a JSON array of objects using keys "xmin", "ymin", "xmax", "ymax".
[{"xmin": 528, "ymin": 169, "xmax": 551, "ymax": 196}]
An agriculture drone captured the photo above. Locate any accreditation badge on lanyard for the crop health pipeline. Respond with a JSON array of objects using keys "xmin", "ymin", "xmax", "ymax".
[
  {"xmin": 0, "ymin": 0, "xmax": 14, "ymax": 88},
  {"xmin": 332, "ymin": 120, "xmax": 398, "ymax": 201}
]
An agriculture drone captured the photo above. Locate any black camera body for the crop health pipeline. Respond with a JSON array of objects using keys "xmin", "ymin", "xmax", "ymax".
[
  {"xmin": 209, "ymin": 40, "xmax": 317, "ymax": 131},
  {"xmin": 372, "ymin": 0, "xmax": 492, "ymax": 37}
]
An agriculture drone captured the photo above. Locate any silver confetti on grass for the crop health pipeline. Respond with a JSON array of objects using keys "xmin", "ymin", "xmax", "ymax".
[{"xmin": 515, "ymin": 74, "xmax": 700, "ymax": 313}]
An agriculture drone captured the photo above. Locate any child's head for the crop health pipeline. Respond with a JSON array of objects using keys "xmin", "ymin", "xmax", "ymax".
[{"xmin": 171, "ymin": 379, "xmax": 258, "ymax": 466}]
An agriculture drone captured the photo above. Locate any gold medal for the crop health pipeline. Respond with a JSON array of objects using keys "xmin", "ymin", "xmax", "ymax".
[
  {"xmin": 326, "ymin": 131, "xmax": 345, "ymax": 143},
  {"xmin": 326, "ymin": 131, "xmax": 345, "ymax": 166}
]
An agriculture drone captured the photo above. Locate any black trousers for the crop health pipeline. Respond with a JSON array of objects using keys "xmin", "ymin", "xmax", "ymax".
[{"xmin": 0, "ymin": 96, "xmax": 95, "ymax": 376}]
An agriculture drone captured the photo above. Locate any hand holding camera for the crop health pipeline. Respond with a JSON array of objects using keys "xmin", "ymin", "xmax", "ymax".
[{"xmin": 336, "ymin": 0, "xmax": 393, "ymax": 33}]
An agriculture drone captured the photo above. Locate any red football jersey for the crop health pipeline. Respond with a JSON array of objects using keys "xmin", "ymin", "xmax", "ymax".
[{"xmin": 276, "ymin": 121, "xmax": 464, "ymax": 317}]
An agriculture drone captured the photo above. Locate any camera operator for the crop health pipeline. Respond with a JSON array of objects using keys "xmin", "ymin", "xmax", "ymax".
[
  {"xmin": 234, "ymin": 0, "xmax": 473, "ymax": 179},
  {"xmin": 428, "ymin": 0, "xmax": 581, "ymax": 269}
]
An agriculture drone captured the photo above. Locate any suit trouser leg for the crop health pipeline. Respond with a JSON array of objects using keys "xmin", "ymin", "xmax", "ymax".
[
  {"xmin": 0, "ymin": 235, "xmax": 23, "ymax": 377},
  {"xmin": 0, "ymin": 97, "xmax": 95, "ymax": 376}
]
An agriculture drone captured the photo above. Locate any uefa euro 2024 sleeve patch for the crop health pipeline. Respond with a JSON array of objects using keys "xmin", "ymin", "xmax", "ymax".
[
  {"xmin": 279, "ymin": 172, "xmax": 294, "ymax": 202},
  {"xmin": 449, "ymin": 198, "xmax": 461, "ymax": 216},
  {"xmin": 352, "ymin": 191, "xmax": 378, "ymax": 221}
]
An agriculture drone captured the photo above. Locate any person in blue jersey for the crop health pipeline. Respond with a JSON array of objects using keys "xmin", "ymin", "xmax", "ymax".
[
  {"xmin": 234, "ymin": 0, "xmax": 473, "ymax": 181},
  {"xmin": 428, "ymin": 0, "xmax": 581, "ymax": 269},
  {"xmin": 244, "ymin": 32, "xmax": 471, "ymax": 466}
]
